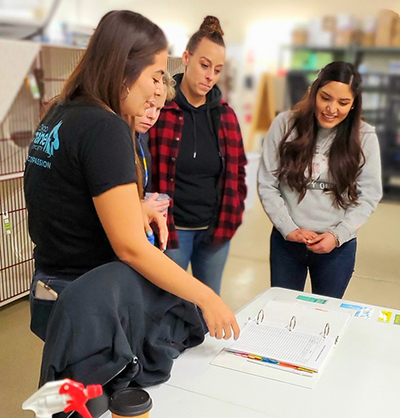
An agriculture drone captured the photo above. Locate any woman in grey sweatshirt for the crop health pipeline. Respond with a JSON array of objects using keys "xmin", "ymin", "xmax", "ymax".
[{"xmin": 257, "ymin": 62, "xmax": 382, "ymax": 298}]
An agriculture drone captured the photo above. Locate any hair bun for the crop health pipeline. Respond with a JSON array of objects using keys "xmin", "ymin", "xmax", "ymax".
[{"xmin": 200, "ymin": 15, "xmax": 224, "ymax": 36}]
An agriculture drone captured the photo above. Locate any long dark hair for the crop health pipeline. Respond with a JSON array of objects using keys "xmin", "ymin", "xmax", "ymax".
[
  {"xmin": 54, "ymin": 10, "xmax": 167, "ymax": 198},
  {"xmin": 276, "ymin": 61, "xmax": 365, "ymax": 208},
  {"xmin": 59, "ymin": 10, "xmax": 167, "ymax": 115},
  {"xmin": 186, "ymin": 15, "xmax": 225, "ymax": 54}
]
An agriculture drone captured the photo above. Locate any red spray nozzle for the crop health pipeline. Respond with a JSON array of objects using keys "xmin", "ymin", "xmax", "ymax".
[
  {"xmin": 23, "ymin": 379, "xmax": 104, "ymax": 418},
  {"xmin": 85, "ymin": 384, "xmax": 103, "ymax": 399},
  {"xmin": 59, "ymin": 379, "xmax": 103, "ymax": 418}
]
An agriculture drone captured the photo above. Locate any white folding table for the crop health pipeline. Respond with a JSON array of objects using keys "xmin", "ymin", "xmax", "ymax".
[{"xmin": 102, "ymin": 287, "xmax": 400, "ymax": 418}]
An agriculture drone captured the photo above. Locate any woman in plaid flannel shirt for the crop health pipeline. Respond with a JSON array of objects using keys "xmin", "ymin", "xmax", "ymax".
[{"xmin": 149, "ymin": 16, "xmax": 247, "ymax": 294}]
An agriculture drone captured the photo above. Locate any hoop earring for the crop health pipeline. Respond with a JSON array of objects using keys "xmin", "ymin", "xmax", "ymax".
[{"xmin": 122, "ymin": 84, "xmax": 130, "ymax": 100}]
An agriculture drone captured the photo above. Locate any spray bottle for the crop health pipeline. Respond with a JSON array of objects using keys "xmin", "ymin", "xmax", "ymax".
[{"xmin": 22, "ymin": 378, "xmax": 103, "ymax": 418}]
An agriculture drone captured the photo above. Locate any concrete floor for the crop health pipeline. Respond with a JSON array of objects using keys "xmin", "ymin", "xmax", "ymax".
[{"xmin": 1, "ymin": 196, "xmax": 400, "ymax": 418}]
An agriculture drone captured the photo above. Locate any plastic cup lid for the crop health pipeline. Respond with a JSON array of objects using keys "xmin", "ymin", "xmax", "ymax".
[{"xmin": 109, "ymin": 388, "xmax": 153, "ymax": 416}]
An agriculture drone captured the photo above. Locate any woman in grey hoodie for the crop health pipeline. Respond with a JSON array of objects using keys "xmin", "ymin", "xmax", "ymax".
[{"xmin": 258, "ymin": 62, "xmax": 382, "ymax": 298}]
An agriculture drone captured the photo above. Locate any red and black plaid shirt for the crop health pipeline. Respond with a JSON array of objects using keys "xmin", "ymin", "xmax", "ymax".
[{"xmin": 149, "ymin": 99, "xmax": 247, "ymax": 249}]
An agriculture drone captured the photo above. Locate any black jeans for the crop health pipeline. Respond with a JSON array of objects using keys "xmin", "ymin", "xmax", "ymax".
[{"xmin": 270, "ymin": 227, "xmax": 357, "ymax": 298}]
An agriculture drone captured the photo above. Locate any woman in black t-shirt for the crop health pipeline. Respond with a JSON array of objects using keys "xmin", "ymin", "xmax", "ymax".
[{"xmin": 24, "ymin": 10, "xmax": 239, "ymax": 343}]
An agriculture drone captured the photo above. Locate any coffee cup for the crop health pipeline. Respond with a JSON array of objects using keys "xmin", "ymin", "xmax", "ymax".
[{"xmin": 109, "ymin": 388, "xmax": 152, "ymax": 418}]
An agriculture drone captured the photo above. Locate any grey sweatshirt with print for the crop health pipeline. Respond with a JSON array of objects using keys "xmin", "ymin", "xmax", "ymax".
[{"xmin": 257, "ymin": 111, "xmax": 382, "ymax": 245}]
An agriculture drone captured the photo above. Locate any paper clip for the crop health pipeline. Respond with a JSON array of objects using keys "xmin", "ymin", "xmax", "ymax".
[
  {"xmin": 321, "ymin": 322, "xmax": 330, "ymax": 338},
  {"xmin": 287, "ymin": 315, "xmax": 296, "ymax": 331},
  {"xmin": 256, "ymin": 309, "xmax": 265, "ymax": 325}
]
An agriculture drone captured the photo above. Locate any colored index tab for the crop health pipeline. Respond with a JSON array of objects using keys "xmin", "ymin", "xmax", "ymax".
[
  {"xmin": 340, "ymin": 303, "xmax": 362, "ymax": 310},
  {"xmin": 378, "ymin": 310, "xmax": 392, "ymax": 323},
  {"xmin": 340, "ymin": 303, "xmax": 374, "ymax": 319},
  {"xmin": 297, "ymin": 295, "xmax": 327, "ymax": 304},
  {"xmin": 394, "ymin": 314, "xmax": 400, "ymax": 325}
]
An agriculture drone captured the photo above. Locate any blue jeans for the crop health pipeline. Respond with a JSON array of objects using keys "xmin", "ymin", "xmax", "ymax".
[
  {"xmin": 270, "ymin": 227, "xmax": 357, "ymax": 298},
  {"xmin": 165, "ymin": 229, "xmax": 230, "ymax": 295}
]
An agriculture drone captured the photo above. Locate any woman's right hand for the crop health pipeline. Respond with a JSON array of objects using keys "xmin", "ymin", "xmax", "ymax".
[
  {"xmin": 141, "ymin": 201, "xmax": 168, "ymax": 251},
  {"xmin": 286, "ymin": 228, "xmax": 318, "ymax": 243},
  {"xmin": 142, "ymin": 192, "xmax": 170, "ymax": 217},
  {"xmin": 198, "ymin": 291, "xmax": 240, "ymax": 340},
  {"xmin": 95, "ymin": 184, "xmax": 237, "ymax": 339}
]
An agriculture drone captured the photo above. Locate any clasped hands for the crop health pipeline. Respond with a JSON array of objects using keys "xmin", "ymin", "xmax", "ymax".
[{"xmin": 286, "ymin": 228, "xmax": 338, "ymax": 254}]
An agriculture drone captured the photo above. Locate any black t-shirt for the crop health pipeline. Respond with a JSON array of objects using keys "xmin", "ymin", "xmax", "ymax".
[{"xmin": 24, "ymin": 101, "xmax": 137, "ymax": 275}]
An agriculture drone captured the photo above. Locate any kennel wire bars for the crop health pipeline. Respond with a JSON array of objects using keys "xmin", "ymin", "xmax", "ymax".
[
  {"xmin": 0, "ymin": 44, "xmax": 84, "ymax": 306},
  {"xmin": 0, "ymin": 45, "xmax": 184, "ymax": 306}
]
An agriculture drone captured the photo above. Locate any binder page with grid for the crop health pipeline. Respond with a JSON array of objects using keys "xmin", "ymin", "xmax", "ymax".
[{"xmin": 229, "ymin": 320, "xmax": 334, "ymax": 372}]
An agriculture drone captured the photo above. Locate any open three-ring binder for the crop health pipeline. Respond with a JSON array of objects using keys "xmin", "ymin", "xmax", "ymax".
[{"xmin": 224, "ymin": 300, "xmax": 353, "ymax": 374}]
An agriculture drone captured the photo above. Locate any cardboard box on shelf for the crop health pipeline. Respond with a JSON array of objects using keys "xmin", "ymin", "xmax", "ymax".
[
  {"xmin": 375, "ymin": 9, "xmax": 399, "ymax": 47},
  {"xmin": 392, "ymin": 17, "xmax": 400, "ymax": 47},
  {"xmin": 392, "ymin": 35, "xmax": 400, "ymax": 47},
  {"xmin": 333, "ymin": 13, "xmax": 356, "ymax": 46},
  {"xmin": 359, "ymin": 16, "xmax": 377, "ymax": 47},
  {"xmin": 360, "ymin": 32, "xmax": 375, "ymax": 47},
  {"xmin": 335, "ymin": 29, "xmax": 355, "ymax": 46},
  {"xmin": 291, "ymin": 28, "xmax": 308, "ymax": 46},
  {"xmin": 322, "ymin": 16, "xmax": 336, "ymax": 32}
]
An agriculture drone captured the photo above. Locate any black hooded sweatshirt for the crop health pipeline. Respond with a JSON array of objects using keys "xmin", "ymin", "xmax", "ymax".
[{"xmin": 173, "ymin": 74, "xmax": 223, "ymax": 228}]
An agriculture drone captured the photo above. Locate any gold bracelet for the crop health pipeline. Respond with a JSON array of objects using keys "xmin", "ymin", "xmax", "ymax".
[{"xmin": 327, "ymin": 231, "xmax": 340, "ymax": 247}]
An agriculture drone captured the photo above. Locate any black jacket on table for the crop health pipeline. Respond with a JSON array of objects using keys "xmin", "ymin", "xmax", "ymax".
[{"xmin": 39, "ymin": 261, "xmax": 205, "ymax": 390}]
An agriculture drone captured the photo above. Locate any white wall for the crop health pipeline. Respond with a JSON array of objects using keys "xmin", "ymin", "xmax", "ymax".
[
  {"xmin": 50, "ymin": 0, "xmax": 400, "ymax": 43},
  {"xmin": 2, "ymin": 1, "xmax": 399, "ymax": 50}
]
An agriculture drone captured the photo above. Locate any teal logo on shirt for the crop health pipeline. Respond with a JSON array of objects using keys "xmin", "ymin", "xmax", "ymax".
[{"xmin": 32, "ymin": 120, "xmax": 62, "ymax": 158}]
